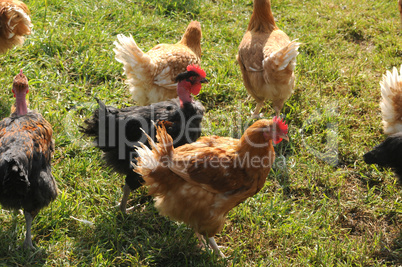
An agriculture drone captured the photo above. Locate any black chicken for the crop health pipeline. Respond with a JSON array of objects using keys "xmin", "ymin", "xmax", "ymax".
[
  {"xmin": 363, "ymin": 132, "xmax": 402, "ymax": 183},
  {"xmin": 0, "ymin": 70, "xmax": 57, "ymax": 249},
  {"xmin": 81, "ymin": 64, "xmax": 207, "ymax": 213}
]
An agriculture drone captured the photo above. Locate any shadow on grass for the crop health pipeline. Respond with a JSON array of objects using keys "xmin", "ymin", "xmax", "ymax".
[
  {"xmin": 358, "ymin": 168, "xmax": 397, "ymax": 188},
  {"xmin": 141, "ymin": 0, "xmax": 200, "ymax": 18},
  {"xmin": 271, "ymin": 139, "xmax": 297, "ymax": 194},
  {"xmin": 0, "ymin": 215, "xmax": 48, "ymax": 266},
  {"xmin": 70, "ymin": 195, "xmax": 228, "ymax": 266},
  {"xmin": 372, "ymin": 207, "xmax": 402, "ymax": 265},
  {"xmin": 336, "ymin": 206, "xmax": 402, "ymax": 266},
  {"xmin": 373, "ymin": 230, "xmax": 402, "ymax": 266}
]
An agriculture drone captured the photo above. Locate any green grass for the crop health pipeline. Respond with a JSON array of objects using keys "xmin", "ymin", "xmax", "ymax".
[{"xmin": 1, "ymin": 0, "xmax": 401, "ymax": 265}]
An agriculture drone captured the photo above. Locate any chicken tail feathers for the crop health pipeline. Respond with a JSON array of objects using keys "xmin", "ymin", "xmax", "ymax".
[
  {"xmin": 79, "ymin": 98, "xmax": 118, "ymax": 151},
  {"xmin": 264, "ymin": 41, "xmax": 300, "ymax": 72},
  {"xmin": 380, "ymin": 65, "xmax": 402, "ymax": 135},
  {"xmin": 0, "ymin": 156, "xmax": 30, "ymax": 201},
  {"xmin": 155, "ymin": 122, "xmax": 174, "ymax": 158},
  {"xmin": 177, "ymin": 21, "xmax": 202, "ymax": 58},
  {"xmin": 133, "ymin": 123, "xmax": 174, "ymax": 176},
  {"xmin": 79, "ymin": 98, "xmax": 104, "ymax": 137},
  {"xmin": 0, "ymin": 2, "xmax": 32, "ymax": 54},
  {"xmin": 113, "ymin": 34, "xmax": 153, "ymax": 82}
]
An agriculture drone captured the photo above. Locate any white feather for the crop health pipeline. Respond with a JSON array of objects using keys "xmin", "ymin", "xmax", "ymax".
[
  {"xmin": 6, "ymin": 6, "xmax": 32, "ymax": 39},
  {"xmin": 380, "ymin": 65, "xmax": 402, "ymax": 135},
  {"xmin": 134, "ymin": 142, "xmax": 159, "ymax": 171},
  {"xmin": 264, "ymin": 41, "xmax": 300, "ymax": 71},
  {"xmin": 70, "ymin": 216, "xmax": 94, "ymax": 226}
]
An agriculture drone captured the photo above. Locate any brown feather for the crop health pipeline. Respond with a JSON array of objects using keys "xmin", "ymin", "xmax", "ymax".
[
  {"xmin": 0, "ymin": 0, "xmax": 31, "ymax": 54},
  {"xmin": 114, "ymin": 21, "xmax": 202, "ymax": 105},
  {"xmin": 390, "ymin": 80, "xmax": 402, "ymax": 130},
  {"xmin": 237, "ymin": 0, "xmax": 299, "ymax": 117},
  {"xmin": 247, "ymin": 0, "xmax": 278, "ymax": 32},
  {"xmin": 399, "ymin": 0, "xmax": 402, "ymax": 25},
  {"xmin": 177, "ymin": 20, "xmax": 202, "ymax": 59},
  {"xmin": 135, "ymin": 119, "xmax": 287, "ymax": 238}
]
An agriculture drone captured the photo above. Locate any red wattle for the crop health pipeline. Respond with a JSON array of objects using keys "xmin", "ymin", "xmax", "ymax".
[{"xmin": 191, "ymin": 84, "xmax": 202, "ymax": 95}]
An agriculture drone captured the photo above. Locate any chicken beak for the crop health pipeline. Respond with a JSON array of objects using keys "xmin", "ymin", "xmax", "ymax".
[
  {"xmin": 200, "ymin": 78, "xmax": 209, "ymax": 84},
  {"xmin": 281, "ymin": 134, "xmax": 289, "ymax": 142}
]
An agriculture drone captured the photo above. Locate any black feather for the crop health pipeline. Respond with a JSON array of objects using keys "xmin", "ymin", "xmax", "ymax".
[
  {"xmin": 363, "ymin": 132, "xmax": 402, "ymax": 182},
  {"xmin": 175, "ymin": 71, "xmax": 198, "ymax": 82},
  {"xmin": 80, "ymin": 98, "xmax": 205, "ymax": 191},
  {"xmin": 0, "ymin": 111, "xmax": 57, "ymax": 213}
]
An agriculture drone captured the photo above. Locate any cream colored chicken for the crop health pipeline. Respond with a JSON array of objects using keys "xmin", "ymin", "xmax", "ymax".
[
  {"xmin": 380, "ymin": 65, "xmax": 402, "ymax": 135},
  {"xmin": 0, "ymin": 0, "xmax": 32, "ymax": 54},
  {"xmin": 114, "ymin": 21, "xmax": 202, "ymax": 106},
  {"xmin": 237, "ymin": 0, "xmax": 300, "ymax": 118}
]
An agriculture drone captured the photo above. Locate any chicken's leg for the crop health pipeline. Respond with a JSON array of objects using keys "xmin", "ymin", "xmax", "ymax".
[
  {"xmin": 252, "ymin": 102, "xmax": 264, "ymax": 119},
  {"xmin": 118, "ymin": 183, "xmax": 131, "ymax": 213},
  {"xmin": 195, "ymin": 232, "xmax": 207, "ymax": 248},
  {"xmin": 196, "ymin": 232, "xmax": 225, "ymax": 258},
  {"xmin": 208, "ymin": 237, "xmax": 225, "ymax": 258},
  {"xmin": 273, "ymin": 99, "xmax": 285, "ymax": 117},
  {"xmin": 23, "ymin": 210, "xmax": 36, "ymax": 250}
]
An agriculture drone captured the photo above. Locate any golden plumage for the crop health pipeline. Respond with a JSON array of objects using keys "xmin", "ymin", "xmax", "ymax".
[
  {"xmin": 0, "ymin": 0, "xmax": 32, "ymax": 54},
  {"xmin": 237, "ymin": 0, "xmax": 300, "ymax": 118},
  {"xmin": 134, "ymin": 119, "xmax": 289, "ymax": 257}
]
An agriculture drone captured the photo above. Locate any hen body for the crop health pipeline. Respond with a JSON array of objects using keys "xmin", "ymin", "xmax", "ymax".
[
  {"xmin": 0, "ymin": 71, "xmax": 57, "ymax": 249},
  {"xmin": 114, "ymin": 21, "xmax": 202, "ymax": 106},
  {"xmin": 134, "ymin": 118, "xmax": 289, "ymax": 256},
  {"xmin": 81, "ymin": 66, "xmax": 207, "ymax": 213},
  {"xmin": 237, "ymin": 0, "xmax": 299, "ymax": 117},
  {"xmin": 0, "ymin": 0, "xmax": 32, "ymax": 54}
]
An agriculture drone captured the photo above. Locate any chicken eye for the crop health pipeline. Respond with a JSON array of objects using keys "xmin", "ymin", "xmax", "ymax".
[{"xmin": 186, "ymin": 77, "xmax": 196, "ymax": 83}]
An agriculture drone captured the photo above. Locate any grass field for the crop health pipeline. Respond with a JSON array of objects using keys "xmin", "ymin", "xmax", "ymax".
[{"xmin": 0, "ymin": 0, "xmax": 401, "ymax": 266}]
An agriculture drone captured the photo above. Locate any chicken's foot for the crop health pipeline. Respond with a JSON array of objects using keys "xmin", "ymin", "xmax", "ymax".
[{"xmin": 196, "ymin": 232, "xmax": 225, "ymax": 258}]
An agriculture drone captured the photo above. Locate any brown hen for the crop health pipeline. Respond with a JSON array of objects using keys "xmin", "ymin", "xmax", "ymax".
[
  {"xmin": 237, "ymin": 0, "xmax": 300, "ymax": 118},
  {"xmin": 134, "ymin": 117, "xmax": 289, "ymax": 257}
]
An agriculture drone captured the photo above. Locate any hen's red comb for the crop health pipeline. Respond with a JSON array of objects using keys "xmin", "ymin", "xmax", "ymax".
[
  {"xmin": 273, "ymin": 116, "xmax": 288, "ymax": 133},
  {"xmin": 187, "ymin": 64, "xmax": 206, "ymax": 78}
]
